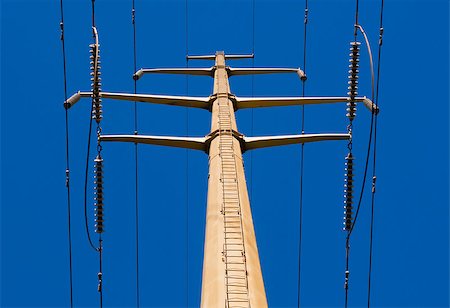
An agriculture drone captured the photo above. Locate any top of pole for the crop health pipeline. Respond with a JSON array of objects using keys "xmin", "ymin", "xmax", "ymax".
[{"xmin": 187, "ymin": 51, "xmax": 254, "ymax": 60}]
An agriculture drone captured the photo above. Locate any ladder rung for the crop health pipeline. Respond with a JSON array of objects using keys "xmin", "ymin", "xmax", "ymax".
[
  {"xmin": 225, "ymin": 237, "xmax": 243, "ymax": 240},
  {"xmin": 225, "ymin": 262, "xmax": 245, "ymax": 266},
  {"xmin": 227, "ymin": 291, "xmax": 248, "ymax": 295},
  {"xmin": 226, "ymin": 284, "xmax": 247, "ymax": 288},
  {"xmin": 226, "ymin": 276, "xmax": 247, "ymax": 280},
  {"xmin": 226, "ymin": 299, "xmax": 249, "ymax": 303}
]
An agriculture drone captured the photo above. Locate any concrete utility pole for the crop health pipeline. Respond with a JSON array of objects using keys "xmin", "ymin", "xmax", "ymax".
[
  {"xmin": 66, "ymin": 51, "xmax": 378, "ymax": 308},
  {"xmin": 202, "ymin": 51, "xmax": 266, "ymax": 307}
]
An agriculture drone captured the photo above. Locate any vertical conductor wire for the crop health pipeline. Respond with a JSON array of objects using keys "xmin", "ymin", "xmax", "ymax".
[
  {"xmin": 131, "ymin": 0, "xmax": 140, "ymax": 307},
  {"xmin": 297, "ymin": 0, "xmax": 308, "ymax": 307},
  {"xmin": 249, "ymin": 0, "xmax": 255, "ymax": 202},
  {"xmin": 59, "ymin": 0, "xmax": 74, "ymax": 305},
  {"xmin": 185, "ymin": 0, "xmax": 189, "ymax": 305},
  {"xmin": 368, "ymin": 0, "xmax": 384, "ymax": 306}
]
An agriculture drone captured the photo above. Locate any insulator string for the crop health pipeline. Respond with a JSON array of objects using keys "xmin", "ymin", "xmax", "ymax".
[
  {"xmin": 297, "ymin": 1, "xmax": 308, "ymax": 307},
  {"xmin": 94, "ymin": 154, "xmax": 104, "ymax": 233},
  {"xmin": 343, "ymin": 3, "xmax": 378, "ymax": 305},
  {"xmin": 89, "ymin": 2, "xmax": 104, "ymax": 307},
  {"xmin": 83, "ymin": 98, "xmax": 100, "ymax": 251},
  {"xmin": 59, "ymin": 0, "xmax": 74, "ymax": 305},
  {"xmin": 348, "ymin": 25, "xmax": 376, "ymax": 236}
]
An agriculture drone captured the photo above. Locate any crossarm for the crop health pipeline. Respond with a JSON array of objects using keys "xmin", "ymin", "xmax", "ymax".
[
  {"xmin": 186, "ymin": 54, "xmax": 254, "ymax": 60},
  {"xmin": 235, "ymin": 96, "xmax": 379, "ymax": 114},
  {"xmin": 227, "ymin": 67, "xmax": 306, "ymax": 80},
  {"xmin": 243, "ymin": 133, "xmax": 351, "ymax": 151},
  {"xmin": 99, "ymin": 135, "xmax": 207, "ymax": 151},
  {"xmin": 64, "ymin": 91, "xmax": 210, "ymax": 109},
  {"xmin": 134, "ymin": 67, "xmax": 215, "ymax": 80},
  {"xmin": 99, "ymin": 132, "xmax": 349, "ymax": 153}
]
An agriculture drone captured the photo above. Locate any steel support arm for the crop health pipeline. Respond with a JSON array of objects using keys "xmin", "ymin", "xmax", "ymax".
[
  {"xmin": 133, "ymin": 67, "xmax": 306, "ymax": 80},
  {"xmin": 99, "ymin": 133, "xmax": 349, "ymax": 153},
  {"xmin": 64, "ymin": 91, "xmax": 211, "ymax": 109},
  {"xmin": 236, "ymin": 96, "xmax": 379, "ymax": 114},
  {"xmin": 187, "ymin": 54, "xmax": 254, "ymax": 60},
  {"xmin": 99, "ymin": 134, "xmax": 207, "ymax": 151},
  {"xmin": 134, "ymin": 67, "xmax": 215, "ymax": 80},
  {"xmin": 227, "ymin": 67, "xmax": 306, "ymax": 80},
  {"xmin": 243, "ymin": 133, "xmax": 351, "ymax": 151}
]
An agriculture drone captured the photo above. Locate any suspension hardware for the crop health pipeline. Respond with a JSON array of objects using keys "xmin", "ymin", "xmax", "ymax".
[{"xmin": 97, "ymin": 271, "xmax": 103, "ymax": 292}]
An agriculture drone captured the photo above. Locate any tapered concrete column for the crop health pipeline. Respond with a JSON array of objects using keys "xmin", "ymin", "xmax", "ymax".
[{"xmin": 201, "ymin": 52, "xmax": 267, "ymax": 308}]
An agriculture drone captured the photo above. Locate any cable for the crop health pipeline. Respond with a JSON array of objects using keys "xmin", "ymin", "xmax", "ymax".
[
  {"xmin": 353, "ymin": 0, "xmax": 359, "ymax": 39},
  {"xmin": 367, "ymin": 1, "xmax": 384, "ymax": 306},
  {"xmin": 131, "ymin": 0, "xmax": 140, "ymax": 307},
  {"xmin": 98, "ymin": 238, "xmax": 103, "ymax": 308},
  {"xmin": 185, "ymin": 0, "xmax": 189, "ymax": 305},
  {"xmin": 59, "ymin": 0, "xmax": 74, "ymax": 305},
  {"xmin": 91, "ymin": 0, "xmax": 96, "ymax": 28},
  {"xmin": 344, "ymin": 237, "xmax": 350, "ymax": 307},
  {"xmin": 249, "ymin": 0, "xmax": 255, "ymax": 201},
  {"xmin": 297, "ymin": 1, "xmax": 308, "ymax": 307}
]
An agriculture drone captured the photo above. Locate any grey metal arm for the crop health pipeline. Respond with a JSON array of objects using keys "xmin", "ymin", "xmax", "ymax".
[
  {"xmin": 243, "ymin": 133, "xmax": 351, "ymax": 151},
  {"xmin": 65, "ymin": 91, "xmax": 211, "ymax": 109},
  {"xmin": 134, "ymin": 67, "xmax": 215, "ymax": 80},
  {"xmin": 227, "ymin": 67, "xmax": 306, "ymax": 80},
  {"xmin": 99, "ymin": 135, "xmax": 207, "ymax": 151},
  {"xmin": 65, "ymin": 92, "xmax": 378, "ymax": 114},
  {"xmin": 187, "ymin": 54, "xmax": 254, "ymax": 60},
  {"xmin": 99, "ymin": 132, "xmax": 350, "ymax": 153},
  {"xmin": 235, "ymin": 96, "xmax": 379, "ymax": 114}
]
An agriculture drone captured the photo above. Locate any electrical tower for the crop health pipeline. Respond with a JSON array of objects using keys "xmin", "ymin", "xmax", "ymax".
[{"xmin": 65, "ymin": 51, "xmax": 378, "ymax": 307}]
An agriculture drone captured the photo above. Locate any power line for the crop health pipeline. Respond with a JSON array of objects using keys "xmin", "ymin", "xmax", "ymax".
[
  {"xmin": 368, "ymin": 1, "xmax": 384, "ymax": 306},
  {"xmin": 297, "ymin": 1, "xmax": 308, "ymax": 307},
  {"xmin": 185, "ymin": 0, "xmax": 189, "ymax": 305},
  {"xmin": 249, "ymin": 0, "xmax": 255, "ymax": 202},
  {"xmin": 59, "ymin": 0, "xmax": 74, "ymax": 305},
  {"xmin": 131, "ymin": 0, "xmax": 140, "ymax": 307}
]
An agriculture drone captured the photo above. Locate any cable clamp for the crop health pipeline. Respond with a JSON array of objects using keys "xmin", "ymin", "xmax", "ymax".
[
  {"xmin": 65, "ymin": 169, "xmax": 70, "ymax": 187},
  {"xmin": 97, "ymin": 272, "xmax": 103, "ymax": 292},
  {"xmin": 379, "ymin": 27, "xmax": 384, "ymax": 46},
  {"xmin": 60, "ymin": 22, "xmax": 64, "ymax": 40},
  {"xmin": 344, "ymin": 270, "xmax": 350, "ymax": 289},
  {"xmin": 372, "ymin": 176, "xmax": 377, "ymax": 193}
]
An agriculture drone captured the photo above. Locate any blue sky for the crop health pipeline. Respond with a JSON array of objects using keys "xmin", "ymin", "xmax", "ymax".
[{"xmin": 1, "ymin": 0, "xmax": 449, "ymax": 307}]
